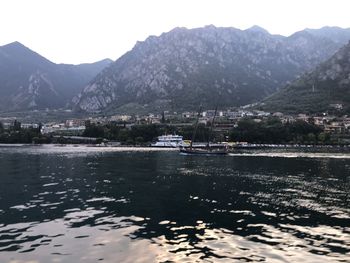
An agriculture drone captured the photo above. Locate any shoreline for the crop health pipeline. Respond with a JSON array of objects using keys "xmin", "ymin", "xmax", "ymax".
[
  {"xmin": 1, "ymin": 143, "xmax": 350, "ymax": 148},
  {"xmin": 0, "ymin": 144, "xmax": 350, "ymax": 159},
  {"xmin": 1, "ymin": 143, "xmax": 350, "ymax": 152}
]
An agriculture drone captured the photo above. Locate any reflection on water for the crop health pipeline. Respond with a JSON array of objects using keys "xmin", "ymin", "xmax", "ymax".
[{"xmin": 0, "ymin": 145, "xmax": 349, "ymax": 262}]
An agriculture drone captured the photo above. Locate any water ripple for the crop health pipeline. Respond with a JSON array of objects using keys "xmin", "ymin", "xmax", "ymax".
[{"xmin": 0, "ymin": 146, "xmax": 349, "ymax": 262}]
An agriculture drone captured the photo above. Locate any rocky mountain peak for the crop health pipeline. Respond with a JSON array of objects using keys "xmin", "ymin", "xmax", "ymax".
[
  {"xmin": 0, "ymin": 42, "xmax": 112, "ymax": 111},
  {"xmin": 245, "ymin": 25, "xmax": 269, "ymax": 34},
  {"xmin": 74, "ymin": 26, "xmax": 350, "ymax": 114}
]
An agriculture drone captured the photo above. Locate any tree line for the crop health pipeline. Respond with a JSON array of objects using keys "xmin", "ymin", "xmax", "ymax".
[
  {"xmin": 0, "ymin": 120, "xmax": 51, "ymax": 144},
  {"xmin": 229, "ymin": 117, "xmax": 330, "ymax": 144},
  {"xmin": 0, "ymin": 117, "xmax": 335, "ymax": 145},
  {"xmin": 83, "ymin": 121, "xmax": 211, "ymax": 145},
  {"xmin": 83, "ymin": 117, "xmax": 332, "ymax": 145}
]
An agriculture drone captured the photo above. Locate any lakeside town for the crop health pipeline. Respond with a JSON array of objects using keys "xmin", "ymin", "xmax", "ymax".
[{"xmin": 1, "ymin": 104, "xmax": 350, "ymax": 145}]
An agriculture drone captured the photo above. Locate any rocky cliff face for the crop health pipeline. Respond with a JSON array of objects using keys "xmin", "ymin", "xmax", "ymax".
[
  {"xmin": 74, "ymin": 25, "xmax": 348, "ymax": 113},
  {"xmin": 0, "ymin": 42, "xmax": 112, "ymax": 111},
  {"xmin": 261, "ymin": 41, "xmax": 350, "ymax": 114},
  {"xmin": 305, "ymin": 26, "xmax": 350, "ymax": 44}
]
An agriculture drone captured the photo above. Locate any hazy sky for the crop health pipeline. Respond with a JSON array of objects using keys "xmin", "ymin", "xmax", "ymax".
[{"xmin": 1, "ymin": 0, "xmax": 349, "ymax": 64}]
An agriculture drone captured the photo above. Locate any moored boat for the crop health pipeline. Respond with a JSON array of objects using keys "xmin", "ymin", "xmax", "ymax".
[
  {"xmin": 180, "ymin": 144, "xmax": 228, "ymax": 155},
  {"xmin": 180, "ymin": 105, "xmax": 228, "ymax": 155}
]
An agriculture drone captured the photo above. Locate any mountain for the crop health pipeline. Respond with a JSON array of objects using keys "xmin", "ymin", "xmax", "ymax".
[
  {"xmin": 260, "ymin": 41, "xmax": 350, "ymax": 114},
  {"xmin": 0, "ymin": 42, "xmax": 112, "ymax": 111},
  {"xmin": 74, "ymin": 25, "xmax": 350, "ymax": 113},
  {"xmin": 305, "ymin": 26, "xmax": 350, "ymax": 45}
]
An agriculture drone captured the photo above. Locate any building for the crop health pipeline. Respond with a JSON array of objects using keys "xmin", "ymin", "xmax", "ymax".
[{"xmin": 110, "ymin": 115, "xmax": 132, "ymax": 122}]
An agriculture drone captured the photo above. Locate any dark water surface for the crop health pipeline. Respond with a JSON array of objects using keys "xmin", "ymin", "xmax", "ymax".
[{"xmin": 0, "ymin": 145, "xmax": 349, "ymax": 262}]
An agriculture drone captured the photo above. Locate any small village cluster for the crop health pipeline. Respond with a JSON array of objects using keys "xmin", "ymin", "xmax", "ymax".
[{"xmin": 1, "ymin": 106, "xmax": 350, "ymax": 136}]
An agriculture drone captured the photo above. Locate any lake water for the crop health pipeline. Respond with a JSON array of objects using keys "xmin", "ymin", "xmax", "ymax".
[{"xmin": 0, "ymin": 145, "xmax": 349, "ymax": 263}]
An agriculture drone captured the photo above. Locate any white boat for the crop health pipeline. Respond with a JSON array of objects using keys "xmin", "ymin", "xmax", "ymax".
[{"xmin": 151, "ymin": 135, "xmax": 187, "ymax": 148}]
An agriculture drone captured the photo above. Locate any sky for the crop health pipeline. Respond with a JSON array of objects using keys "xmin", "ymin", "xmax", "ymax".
[{"xmin": 1, "ymin": 0, "xmax": 350, "ymax": 64}]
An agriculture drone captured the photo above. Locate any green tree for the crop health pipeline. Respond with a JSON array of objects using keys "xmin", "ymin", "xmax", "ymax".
[
  {"xmin": 307, "ymin": 133, "xmax": 316, "ymax": 144},
  {"xmin": 229, "ymin": 117, "xmax": 323, "ymax": 144},
  {"xmin": 317, "ymin": 132, "xmax": 330, "ymax": 144},
  {"xmin": 130, "ymin": 124, "xmax": 160, "ymax": 142},
  {"xmin": 13, "ymin": 120, "xmax": 21, "ymax": 131},
  {"xmin": 135, "ymin": 136, "xmax": 144, "ymax": 144},
  {"xmin": 83, "ymin": 123, "xmax": 105, "ymax": 138},
  {"xmin": 161, "ymin": 111, "xmax": 165, "ymax": 124},
  {"xmin": 118, "ymin": 129, "xmax": 131, "ymax": 142}
]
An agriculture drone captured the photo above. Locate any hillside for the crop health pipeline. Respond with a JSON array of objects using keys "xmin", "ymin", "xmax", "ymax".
[
  {"xmin": 305, "ymin": 26, "xmax": 350, "ymax": 44},
  {"xmin": 261, "ymin": 41, "xmax": 350, "ymax": 114},
  {"xmin": 74, "ymin": 25, "xmax": 348, "ymax": 113},
  {"xmin": 0, "ymin": 42, "xmax": 112, "ymax": 111}
]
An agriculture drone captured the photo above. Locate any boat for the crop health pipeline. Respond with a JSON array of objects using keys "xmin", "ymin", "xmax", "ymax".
[
  {"xmin": 151, "ymin": 134, "xmax": 187, "ymax": 148},
  {"xmin": 180, "ymin": 106, "xmax": 229, "ymax": 155},
  {"xmin": 180, "ymin": 143, "xmax": 228, "ymax": 155}
]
